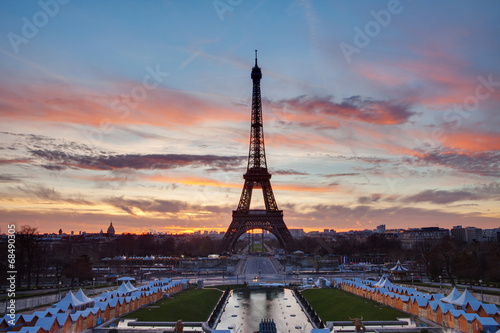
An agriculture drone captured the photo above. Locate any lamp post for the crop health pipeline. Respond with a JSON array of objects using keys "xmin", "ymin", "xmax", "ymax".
[
  {"xmin": 411, "ymin": 273, "xmax": 414, "ymax": 287},
  {"xmin": 92, "ymin": 277, "xmax": 95, "ymax": 297},
  {"xmin": 58, "ymin": 281, "xmax": 62, "ymax": 301},
  {"xmin": 479, "ymin": 279, "xmax": 483, "ymax": 302},
  {"xmin": 439, "ymin": 276, "xmax": 442, "ymax": 293}
]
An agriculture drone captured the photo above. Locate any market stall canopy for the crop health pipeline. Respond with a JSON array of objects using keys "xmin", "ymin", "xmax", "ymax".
[
  {"xmin": 117, "ymin": 276, "xmax": 135, "ymax": 281},
  {"xmin": 441, "ymin": 287, "xmax": 462, "ymax": 303}
]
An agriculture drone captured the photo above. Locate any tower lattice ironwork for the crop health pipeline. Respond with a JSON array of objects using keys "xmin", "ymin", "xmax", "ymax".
[{"xmin": 220, "ymin": 51, "xmax": 295, "ymax": 253}]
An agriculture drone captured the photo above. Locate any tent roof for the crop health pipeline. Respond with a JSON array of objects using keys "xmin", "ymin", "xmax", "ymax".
[
  {"xmin": 438, "ymin": 303, "xmax": 455, "ymax": 313},
  {"xmin": 480, "ymin": 304, "xmax": 500, "ymax": 315},
  {"xmin": 451, "ymin": 289, "xmax": 478, "ymax": 307},
  {"xmin": 117, "ymin": 276, "xmax": 135, "ymax": 281},
  {"xmin": 374, "ymin": 277, "xmax": 384, "ymax": 287},
  {"xmin": 19, "ymin": 327, "xmax": 45, "ymax": 333},
  {"xmin": 21, "ymin": 315, "xmax": 35, "ymax": 323},
  {"xmin": 390, "ymin": 260, "xmax": 409, "ymax": 272},
  {"xmin": 448, "ymin": 309, "xmax": 465, "ymax": 318},
  {"xmin": 474, "ymin": 317, "xmax": 499, "ymax": 326},
  {"xmin": 54, "ymin": 290, "xmax": 84, "ymax": 310},
  {"xmin": 70, "ymin": 313, "xmax": 82, "ymax": 321},
  {"xmin": 116, "ymin": 282, "xmax": 133, "ymax": 295},
  {"xmin": 431, "ymin": 293, "xmax": 445, "ymax": 301},
  {"xmin": 459, "ymin": 313, "xmax": 479, "ymax": 323},
  {"xmin": 125, "ymin": 281, "xmax": 137, "ymax": 291},
  {"xmin": 467, "ymin": 300, "xmax": 482, "ymax": 311},
  {"xmin": 414, "ymin": 297, "xmax": 428, "ymax": 307},
  {"xmin": 441, "ymin": 287, "xmax": 462, "ymax": 303},
  {"xmin": 74, "ymin": 289, "xmax": 93, "ymax": 303},
  {"xmin": 35, "ymin": 317, "xmax": 58, "ymax": 331},
  {"xmin": 54, "ymin": 313, "xmax": 70, "ymax": 324},
  {"xmin": 376, "ymin": 278, "xmax": 393, "ymax": 288},
  {"xmin": 428, "ymin": 301, "xmax": 441, "ymax": 311}
]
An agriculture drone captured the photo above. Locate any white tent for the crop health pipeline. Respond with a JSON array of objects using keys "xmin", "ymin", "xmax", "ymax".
[
  {"xmin": 53, "ymin": 291, "xmax": 84, "ymax": 311},
  {"xmin": 74, "ymin": 289, "xmax": 93, "ymax": 303},
  {"xmin": 125, "ymin": 281, "xmax": 137, "ymax": 291},
  {"xmin": 115, "ymin": 282, "xmax": 133, "ymax": 295},
  {"xmin": 441, "ymin": 287, "xmax": 462, "ymax": 303},
  {"xmin": 379, "ymin": 278, "xmax": 394, "ymax": 288},
  {"xmin": 374, "ymin": 277, "xmax": 393, "ymax": 288},
  {"xmin": 390, "ymin": 260, "xmax": 408, "ymax": 272},
  {"xmin": 451, "ymin": 289, "xmax": 478, "ymax": 307}
]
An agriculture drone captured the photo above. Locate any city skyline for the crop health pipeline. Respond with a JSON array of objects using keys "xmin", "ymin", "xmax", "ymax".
[{"xmin": 0, "ymin": 1, "xmax": 499, "ymax": 234}]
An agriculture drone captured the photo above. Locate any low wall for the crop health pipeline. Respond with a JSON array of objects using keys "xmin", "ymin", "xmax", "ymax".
[
  {"xmin": 206, "ymin": 288, "xmax": 231, "ymax": 329},
  {"xmin": 292, "ymin": 288, "xmax": 325, "ymax": 329}
]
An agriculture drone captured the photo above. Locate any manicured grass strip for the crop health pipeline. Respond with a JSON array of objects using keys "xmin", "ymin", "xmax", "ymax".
[
  {"xmin": 124, "ymin": 288, "xmax": 223, "ymax": 322},
  {"xmin": 302, "ymin": 289, "xmax": 407, "ymax": 321}
]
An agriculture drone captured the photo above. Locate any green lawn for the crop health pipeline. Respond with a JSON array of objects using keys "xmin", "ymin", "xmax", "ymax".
[
  {"xmin": 249, "ymin": 243, "xmax": 264, "ymax": 252},
  {"xmin": 302, "ymin": 288, "xmax": 408, "ymax": 321},
  {"xmin": 124, "ymin": 288, "xmax": 223, "ymax": 322}
]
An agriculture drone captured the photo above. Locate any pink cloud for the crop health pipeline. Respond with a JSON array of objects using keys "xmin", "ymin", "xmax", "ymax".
[{"xmin": 0, "ymin": 80, "xmax": 246, "ymax": 129}]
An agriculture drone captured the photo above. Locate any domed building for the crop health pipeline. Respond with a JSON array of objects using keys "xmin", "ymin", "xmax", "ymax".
[{"xmin": 107, "ymin": 222, "xmax": 115, "ymax": 237}]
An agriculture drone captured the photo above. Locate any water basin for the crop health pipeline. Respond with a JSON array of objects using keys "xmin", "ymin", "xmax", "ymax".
[{"xmin": 216, "ymin": 288, "xmax": 313, "ymax": 332}]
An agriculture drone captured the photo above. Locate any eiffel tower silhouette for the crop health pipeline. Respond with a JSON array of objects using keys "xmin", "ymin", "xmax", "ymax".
[{"xmin": 220, "ymin": 51, "xmax": 295, "ymax": 253}]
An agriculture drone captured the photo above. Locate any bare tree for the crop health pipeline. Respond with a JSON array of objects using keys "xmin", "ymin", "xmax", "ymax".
[{"xmin": 17, "ymin": 225, "xmax": 42, "ymax": 289}]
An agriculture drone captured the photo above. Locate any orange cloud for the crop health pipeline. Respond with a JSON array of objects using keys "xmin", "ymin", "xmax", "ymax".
[
  {"xmin": 144, "ymin": 174, "xmax": 241, "ymax": 189},
  {"xmin": 0, "ymin": 80, "xmax": 246, "ymax": 130},
  {"xmin": 145, "ymin": 173, "xmax": 338, "ymax": 193},
  {"xmin": 443, "ymin": 132, "xmax": 500, "ymax": 152}
]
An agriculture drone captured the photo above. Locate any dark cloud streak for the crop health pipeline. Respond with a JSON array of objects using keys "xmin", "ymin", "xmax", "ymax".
[
  {"xmin": 419, "ymin": 150, "xmax": 500, "ymax": 177},
  {"xmin": 104, "ymin": 196, "xmax": 231, "ymax": 216},
  {"xmin": 266, "ymin": 95, "xmax": 415, "ymax": 125},
  {"xmin": 402, "ymin": 183, "xmax": 500, "ymax": 204},
  {"xmin": 29, "ymin": 149, "xmax": 246, "ymax": 172}
]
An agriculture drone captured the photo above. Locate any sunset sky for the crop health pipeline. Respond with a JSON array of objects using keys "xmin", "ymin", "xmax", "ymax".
[{"xmin": 1, "ymin": 1, "xmax": 499, "ymax": 235}]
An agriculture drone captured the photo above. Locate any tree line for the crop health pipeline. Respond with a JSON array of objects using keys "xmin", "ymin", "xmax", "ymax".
[
  {"xmin": 294, "ymin": 233, "xmax": 500, "ymax": 285},
  {"xmin": 1, "ymin": 226, "xmax": 498, "ymax": 289}
]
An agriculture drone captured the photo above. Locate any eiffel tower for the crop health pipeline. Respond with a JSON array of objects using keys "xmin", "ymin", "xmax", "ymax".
[{"xmin": 220, "ymin": 51, "xmax": 295, "ymax": 253}]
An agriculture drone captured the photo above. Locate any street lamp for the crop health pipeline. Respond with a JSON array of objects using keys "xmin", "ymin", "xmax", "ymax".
[
  {"xmin": 479, "ymin": 279, "xmax": 483, "ymax": 302},
  {"xmin": 58, "ymin": 281, "xmax": 62, "ymax": 301},
  {"xmin": 411, "ymin": 273, "xmax": 414, "ymax": 287},
  {"xmin": 439, "ymin": 276, "xmax": 442, "ymax": 293},
  {"xmin": 92, "ymin": 277, "xmax": 95, "ymax": 296}
]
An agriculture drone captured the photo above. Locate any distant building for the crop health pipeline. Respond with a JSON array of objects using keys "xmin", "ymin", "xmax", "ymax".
[
  {"xmin": 451, "ymin": 225, "xmax": 483, "ymax": 243},
  {"xmin": 483, "ymin": 228, "xmax": 500, "ymax": 242},
  {"xmin": 465, "ymin": 226, "xmax": 482, "ymax": 242},
  {"xmin": 400, "ymin": 227, "xmax": 449, "ymax": 249},
  {"xmin": 375, "ymin": 224, "xmax": 386, "ymax": 234},
  {"xmin": 289, "ymin": 229, "xmax": 305, "ymax": 238},
  {"xmin": 382, "ymin": 229, "xmax": 403, "ymax": 240},
  {"xmin": 107, "ymin": 222, "xmax": 115, "ymax": 237},
  {"xmin": 451, "ymin": 225, "xmax": 465, "ymax": 242}
]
